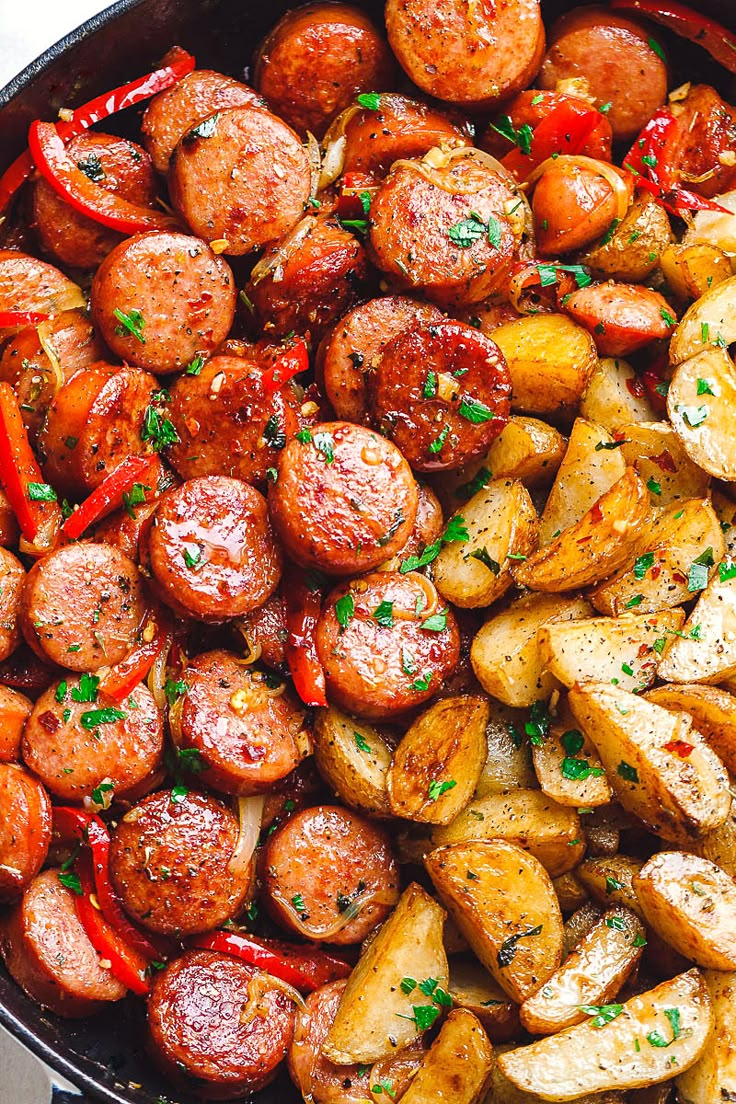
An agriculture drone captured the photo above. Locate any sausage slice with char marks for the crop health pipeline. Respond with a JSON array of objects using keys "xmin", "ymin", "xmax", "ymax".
[
  {"xmin": 0, "ymin": 549, "xmax": 25, "ymax": 663},
  {"xmin": 0, "ymin": 252, "xmax": 83, "ymax": 338},
  {"xmin": 0, "ymin": 764, "xmax": 52, "ymax": 902},
  {"xmin": 288, "ymin": 979, "xmax": 373, "ymax": 1102}
]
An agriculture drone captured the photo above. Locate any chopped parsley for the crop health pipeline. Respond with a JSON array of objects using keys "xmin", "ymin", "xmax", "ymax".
[
  {"xmin": 141, "ymin": 404, "xmax": 179, "ymax": 451},
  {"xmin": 70, "ymin": 673, "xmax": 100, "ymax": 703},
  {"xmin": 113, "ymin": 307, "xmax": 145, "ymax": 343},
  {"xmin": 356, "ymin": 92, "xmax": 381, "ymax": 111},
  {"xmin": 647, "ymin": 1008, "xmax": 681, "ymax": 1048},
  {"xmin": 579, "ymin": 1003, "xmax": 624, "ymax": 1027},
  {"xmin": 122, "ymin": 482, "xmax": 149, "ymax": 518},
  {"xmin": 688, "ymin": 547, "xmax": 714, "ymax": 592},
  {"xmin": 617, "ymin": 761, "xmax": 639, "ymax": 783},
  {"xmin": 372, "ymin": 600, "xmax": 394, "ymax": 627},
  {"xmin": 27, "ymin": 481, "xmax": 57, "ymax": 502},
  {"xmin": 428, "ymin": 778, "xmax": 456, "ymax": 802},
  {"xmin": 497, "ymin": 924, "xmax": 543, "ymax": 968},
  {"xmin": 335, "ymin": 592, "xmax": 355, "ymax": 628},
  {"xmin": 490, "ymin": 114, "xmax": 533, "ymax": 155},
  {"xmin": 313, "ymin": 430, "xmax": 335, "ymax": 464},
  {"xmin": 58, "ymin": 871, "xmax": 82, "ymax": 895},
  {"xmin": 459, "ymin": 396, "xmax": 495, "ymax": 424},
  {"xmin": 428, "ymin": 424, "xmax": 450, "ymax": 453},
  {"xmin": 421, "ymin": 609, "xmax": 448, "ymax": 633},
  {"xmin": 80, "ymin": 707, "xmax": 125, "ymax": 729},
  {"xmin": 354, "ymin": 731, "xmax": 372, "ymax": 754}
]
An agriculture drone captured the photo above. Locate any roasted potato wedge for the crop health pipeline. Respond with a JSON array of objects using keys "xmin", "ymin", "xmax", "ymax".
[
  {"xmin": 579, "ymin": 358, "xmax": 657, "ymax": 434},
  {"xmin": 513, "ymin": 468, "xmax": 650, "ymax": 592},
  {"xmin": 582, "ymin": 195, "xmax": 673, "ymax": 283},
  {"xmin": 681, "ymin": 188, "xmax": 736, "ymax": 254},
  {"xmin": 476, "ymin": 701, "xmax": 538, "ymax": 795},
  {"xmin": 432, "ymin": 788, "xmax": 585, "ymax": 877},
  {"xmin": 698, "ymin": 801, "xmax": 736, "ymax": 880},
  {"xmin": 470, "ymin": 592, "xmax": 592, "ymax": 707},
  {"xmin": 657, "ymin": 569, "xmax": 736, "ymax": 684},
  {"xmin": 433, "ymin": 479, "xmax": 538, "ymax": 609},
  {"xmin": 676, "ymin": 969, "xmax": 736, "ymax": 1104},
  {"xmin": 314, "ymin": 706, "xmax": 393, "ymax": 816},
  {"xmin": 519, "ymin": 905, "xmax": 645, "ymax": 1035},
  {"xmin": 712, "ymin": 489, "xmax": 736, "ymax": 559},
  {"xmin": 323, "ymin": 883, "xmax": 448, "ymax": 1064},
  {"xmin": 561, "ymin": 902, "xmax": 602, "ymax": 958},
  {"xmin": 569, "ymin": 683, "xmax": 731, "ymax": 844},
  {"xmin": 387, "ymin": 695, "xmax": 489, "ymax": 825},
  {"xmin": 670, "ymin": 274, "xmax": 736, "ymax": 365},
  {"xmin": 645, "ymin": 684, "xmax": 736, "ymax": 775},
  {"xmin": 575, "ymin": 855, "xmax": 646, "ymax": 919},
  {"xmin": 492, "ymin": 313, "xmax": 598, "ymax": 415},
  {"xmin": 660, "ymin": 241, "xmax": 733, "ymax": 301},
  {"xmin": 498, "ymin": 970, "xmax": 713, "ymax": 1100},
  {"xmin": 487, "ymin": 1049, "xmax": 627, "ymax": 1104},
  {"xmin": 399, "ymin": 1008, "xmax": 493, "ymax": 1104},
  {"xmin": 667, "ymin": 347, "xmax": 736, "ymax": 480},
  {"xmin": 617, "ymin": 422, "xmax": 711, "ymax": 507},
  {"xmin": 531, "ymin": 702, "xmax": 612, "ymax": 809},
  {"xmin": 634, "ymin": 851, "xmax": 736, "ymax": 970},
  {"xmin": 448, "ymin": 959, "xmax": 521, "ymax": 1042},
  {"xmin": 426, "ymin": 839, "xmax": 564, "ymax": 1003}
]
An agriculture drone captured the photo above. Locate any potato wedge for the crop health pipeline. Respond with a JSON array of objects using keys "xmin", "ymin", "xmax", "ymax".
[
  {"xmin": 569, "ymin": 682, "xmax": 731, "ymax": 844},
  {"xmin": 538, "ymin": 417, "xmax": 626, "ymax": 545},
  {"xmin": 531, "ymin": 702, "xmax": 612, "ymax": 809},
  {"xmin": 314, "ymin": 706, "xmax": 392, "ymax": 817},
  {"xmin": 498, "ymin": 970, "xmax": 713, "ymax": 1100},
  {"xmin": 368, "ymin": 1040, "xmax": 427, "ymax": 1102},
  {"xmin": 681, "ymin": 188, "xmax": 736, "ymax": 254},
  {"xmin": 676, "ymin": 969, "xmax": 736, "ymax": 1104},
  {"xmin": 487, "ymin": 1049, "xmax": 627, "ymax": 1104},
  {"xmin": 433, "ymin": 479, "xmax": 538, "ymax": 609},
  {"xmin": 513, "ymin": 468, "xmax": 650, "ymax": 593},
  {"xmin": 580, "ymin": 359, "xmax": 657, "ymax": 434},
  {"xmin": 492, "ymin": 313, "xmax": 597, "ymax": 415},
  {"xmin": 657, "ymin": 569, "xmax": 736, "ymax": 684},
  {"xmin": 660, "ymin": 241, "xmax": 733, "ymax": 301},
  {"xmin": 645, "ymin": 684, "xmax": 736, "ymax": 775},
  {"xmin": 667, "ymin": 347, "xmax": 736, "ymax": 480},
  {"xmin": 590, "ymin": 497, "xmax": 724, "ymax": 616},
  {"xmin": 712, "ymin": 489, "xmax": 736, "ymax": 559},
  {"xmin": 448, "ymin": 959, "xmax": 521, "ymax": 1041},
  {"xmin": 698, "ymin": 801, "xmax": 736, "ymax": 880},
  {"xmin": 538, "ymin": 608, "xmax": 685, "ymax": 694},
  {"xmin": 323, "ymin": 883, "xmax": 448, "ymax": 1064},
  {"xmin": 432, "ymin": 789, "xmax": 585, "ymax": 877},
  {"xmin": 387, "ymin": 695, "xmax": 489, "ymax": 825},
  {"xmin": 476, "ymin": 701, "xmax": 538, "ymax": 796},
  {"xmin": 670, "ymin": 274, "xmax": 736, "ymax": 365},
  {"xmin": 426, "ymin": 839, "xmax": 564, "ymax": 1003},
  {"xmin": 520, "ymin": 906, "xmax": 645, "ymax": 1035},
  {"xmin": 399, "ymin": 1008, "xmax": 493, "ymax": 1104},
  {"xmin": 634, "ymin": 851, "xmax": 736, "ymax": 970},
  {"xmin": 471, "ymin": 592, "xmax": 592, "ymax": 708},
  {"xmin": 561, "ymin": 902, "xmax": 602, "ymax": 958},
  {"xmin": 583, "ymin": 195, "xmax": 673, "ymax": 283},
  {"xmin": 575, "ymin": 855, "xmax": 646, "ymax": 920},
  {"xmin": 618, "ymin": 422, "xmax": 711, "ymax": 507}
]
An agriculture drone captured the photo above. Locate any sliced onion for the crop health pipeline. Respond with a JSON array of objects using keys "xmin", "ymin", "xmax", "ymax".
[
  {"xmin": 270, "ymin": 886, "xmax": 396, "ymax": 939},
  {"xmin": 525, "ymin": 155, "xmax": 632, "ymax": 223},
  {"xmin": 50, "ymin": 282, "xmax": 87, "ymax": 315},
  {"xmin": 228, "ymin": 795, "xmax": 265, "ymax": 877},
  {"xmin": 391, "ymin": 144, "xmax": 517, "ymax": 194},
  {"xmin": 320, "ymin": 103, "xmax": 361, "ymax": 189},
  {"xmin": 168, "ymin": 694, "xmax": 184, "ymax": 745},
  {"xmin": 35, "ymin": 320, "xmax": 65, "ymax": 396},
  {"xmin": 146, "ymin": 634, "xmax": 172, "ymax": 712},
  {"xmin": 554, "ymin": 77, "xmax": 595, "ymax": 105},
  {"xmin": 249, "ymin": 215, "xmax": 318, "ymax": 287},
  {"xmin": 240, "ymin": 971, "xmax": 308, "ymax": 1023},
  {"xmin": 508, "ymin": 262, "xmax": 558, "ymax": 316},
  {"xmin": 18, "ymin": 509, "xmax": 60, "ymax": 557},
  {"xmin": 683, "ymin": 189, "xmax": 736, "ymax": 254},
  {"xmin": 231, "ymin": 619, "xmax": 262, "ymax": 665},
  {"xmin": 305, "ymin": 131, "xmax": 322, "ymax": 198}
]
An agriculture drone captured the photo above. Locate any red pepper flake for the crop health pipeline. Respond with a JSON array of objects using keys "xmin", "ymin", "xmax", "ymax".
[
  {"xmin": 626, "ymin": 377, "xmax": 646, "ymax": 398},
  {"xmin": 590, "ymin": 502, "xmax": 604, "ymax": 522},
  {"xmin": 663, "ymin": 739, "xmax": 694, "ymax": 758},
  {"xmin": 637, "ymin": 643, "xmax": 651, "ymax": 658},
  {"xmin": 38, "ymin": 710, "xmax": 61, "ymax": 733},
  {"xmin": 651, "ymin": 450, "xmax": 677, "ymax": 473},
  {"xmin": 650, "ymin": 563, "xmax": 662, "ymax": 580},
  {"xmin": 672, "ymin": 570, "xmax": 688, "ymax": 584}
]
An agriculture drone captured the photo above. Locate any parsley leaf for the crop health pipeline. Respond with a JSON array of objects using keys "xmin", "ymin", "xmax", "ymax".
[
  {"xmin": 459, "ymin": 396, "xmax": 495, "ymax": 424},
  {"xmin": 647, "ymin": 1008, "xmax": 681, "ymax": 1048},
  {"xmin": 497, "ymin": 924, "xmax": 543, "ymax": 968},
  {"xmin": 421, "ymin": 609, "xmax": 448, "ymax": 633},
  {"xmin": 70, "ymin": 673, "xmax": 99, "ymax": 703},
  {"xmin": 373, "ymin": 600, "xmax": 394, "ymax": 627},
  {"xmin": 617, "ymin": 761, "xmax": 639, "ymax": 783},
  {"xmin": 27, "ymin": 482, "xmax": 57, "ymax": 502},
  {"xmin": 357, "ymin": 92, "xmax": 381, "ymax": 111},
  {"xmin": 490, "ymin": 115, "xmax": 533, "ymax": 155},
  {"xmin": 448, "ymin": 218, "xmax": 486, "ymax": 248},
  {"xmin": 335, "ymin": 592, "xmax": 355, "ymax": 629},
  {"xmin": 58, "ymin": 871, "xmax": 82, "ymax": 895},
  {"xmin": 354, "ymin": 731, "xmax": 372, "ymax": 754},
  {"xmin": 579, "ymin": 1003, "xmax": 624, "ymax": 1027},
  {"xmin": 113, "ymin": 307, "xmax": 145, "ymax": 343},
  {"xmin": 428, "ymin": 778, "xmax": 456, "ymax": 801}
]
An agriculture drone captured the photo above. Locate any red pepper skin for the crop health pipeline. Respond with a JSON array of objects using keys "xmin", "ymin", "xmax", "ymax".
[
  {"xmin": 283, "ymin": 568, "xmax": 328, "ymax": 707},
  {"xmin": 190, "ymin": 931, "xmax": 351, "ymax": 992},
  {"xmin": 260, "ymin": 339, "xmax": 310, "ymax": 394},
  {"xmin": 610, "ymin": 0, "xmax": 736, "ymax": 74},
  {"xmin": 0, "ymin": 381, "xmax": 61, "ymax": 543},
  {"xmin": 0, "ymin": 310, "xmax": 50, "ymax": 327},
  {"xmin": 502, "ymin": 101, "xmax": 604, "ymax": 180},
  {"xmin": 75, "ymin": 857, "xmax": 150, "ymax": 996},
  {"xmin": 62, "ymin": 454, "xmax": 156, "ymax": 539},
  {"xmin": 99, "ymin": 610, "xmax": 172, "ymax": 703}
]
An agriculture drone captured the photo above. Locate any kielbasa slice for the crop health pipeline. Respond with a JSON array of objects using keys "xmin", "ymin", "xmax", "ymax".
[
  {"xmin": 0, "ymin": 868, "xmax": 127, "ymax": 1016},
  {"xmin": 269, "ymin": 420, "xmax": 418, "ymax": 574},
  {"xmin": 0, "ymin": 764, "xmax": 52, "ymax": 902},
  {"xmin": 109, "ymin": 789, "xmax": 252, "ymax": 935},
  {"xmin": 0, "ymin": 251, "xmax": 83, "ymax": 338},
  {"xmin": 563, "ymin": 281, "xmax": 677, "ymax": 356},
  {"xmin": 239, "ymin": 592, "xmax": 288, "ymax": 672},
  {"xmin": 263, "ymin": 805, "xmax": 399, "ymax": 943},
  {"xmin": 0, "ymin": 686, "xmax": 32, "ymax": 762},
  {"xmin": 379, "ymin": 482, "xmax": 444, "ymax": 572},
  {"xmin": 0, "ymin": 548, "xmax": 25, "ymax": 663},
  {"xmin": 368, "ymin": 319, "xmax": 511, "ymax": 471},
  {"xmin": 174, "ymin": 649, "xmax": 309, "ymax": 794},
  {"xmin": 315, "ymin": 570, "xmax": 460, "ymax": 718},
  {"xmin": 659, "ymin": 84, "xmax": 736, "ymax": 200},
  {"xmin": 19, "ymin": 543, "xmax": 147, "ymax": 672},
  {"xmin": 288, "ymin": 979, "xmax": 373, "ymax": 1102},
  {"xmin": 141, "ymin": 477, "xmax": 282, "ymax": 621},
  {"xmin": 148, "ymin": 949, "xmax": 296, "ymax": 1095},
  {"xmin": 90, "ymin": 231, "xmax": 237, "ymax": 375},
  {"xmin": 169, "ymin": 106, "xmax": 312, "ymax": 255},
  {"xmin": 91, "ymin": 457, "xmax": 178, "ymax": 561}
]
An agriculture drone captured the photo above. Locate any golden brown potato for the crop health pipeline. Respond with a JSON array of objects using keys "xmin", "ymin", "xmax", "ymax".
[
  {"xmin": 470, "ymin": 592, "xmax": 592, "ymax": 707},
  {"xmin": 575, "ymin": 855, "xmax": 646, "ymax": 920},
  {"xmin": 519, "ymin": 906, "xmax": 645, "ymax": 1035},
  {"xmin": 387, "ymin": 695, "xmax": 489, "ymax": 825},
  {"xmin": 561, "ymin": 902, "xmax": 602, "ymax": 958},
  {"xmin": 712, "ymin": 489, "xmax": 736, "ymax": 560},
  {"xmin": 670, "ymin": 274, "xmax": 736, "ymax": 365},
  {"xmin": 492, "ymin": 314, "xmax": 597, "ymax": 415},
  {"xmin": 676, "ymin": 969, "xmax": 736, "ymax": 1104},
  {"xmin": 399, "ymin": 1008, "xmax": 493, "ymax": 1104},
  {"xmin": 433, "ymin": 479, "xmax": 538, "ymax": 609},
  {"xmin": 617, "ymin": 422, "xmax": 711, "ymax": 507},
  {"xmin": 432, "ymin": 788, "xmax": 585, "ymax": 877},
  {"xmin": 667, "ymin": 347, "xmax": 736, "ymax": 481},
  {"xmin": 681, "ymin": 190, "xmax": 736, "ymax": 255},
  {"xmin": 634, "ymin": 851, "xmax": 736, "ymax": 970},
  {"xmin": 531, "ymin": 702, "xmax": 611, "ymax": 809},
  {"xmin": 569, "ymin": 683, "xmax": 731, "ymax": 844},
  {"xmin": 656, "ymin": 569, "xmax": 736, "ymax": 684},
  {"xmin": 448, "ymin": 959, "xmax": 521, "ymax": 1042},
  {"xmin": 582, "ymin": 195, "xmax": 673, "ymax": 283},
  {"xmin": 660, "ymin": 242, "xmax": 733, "ymax": 301},
  {"xmin": 698, "ymin": 801, "xmax": 736, "ymax": 880},
  {"xmin": 313, "ymin": 706, "xmax": 392, "ymax": 817},
  {"xmin": 323, "ymin": 883, "xmax": 448, "ymax": 1064},
  {"xmin": 498, "ymin": 970, "xmax": 713, "ymax": 1100},
  {"xmin": 645, "ymin": 684, "xmax": 736, "ymax": 776},
  {"xmin": 488, "ymin": 1047, "xmax": 628, "ymax": 1103},
  {"xmin": 579, "ymin": 358, "xmax": 657, "ymax": 434},
  {"xmin": 426, "ymin": 839, "xmax": 564, "ymax": 1003},
  {"xmin": 476, "ymin": 701, "xmax": 538, "ymax": 796}
]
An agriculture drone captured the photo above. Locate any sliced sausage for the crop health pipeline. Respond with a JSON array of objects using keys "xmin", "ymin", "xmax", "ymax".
[
  {"xmin": 169, "ymin": 106, "xmax": 312, "ymax": 256},
  {"xmin": 239, "ymin": 592, "xmax": 288, "ymax": 672},
  {"xmin": 368, "ymin": 153, "xmax": 526, "ymax": 306},
  {"xmin": 0, "ymin": 868, "xmax": 127, "ymax": 1016},
  {"xmin": 254, "ymin": 3, "xmax": 395, "ymax": 138},
  {"xmin": 0, "ymin": 764, "xmax": 51, "ymax": 901},
  {"xmin": 660, "ymin": 84, "xmax": 736, "ymax": 200},
  {"xmin": 244, "ymin": 215, "xmax": 369, "ymax": 342},
  {"xmin": 0, "ymin": 311, "xmax": 105, "ymax": 443},
  {"xmin": 288, "ymin": 979, "xmax": 373, "ymax": 1102},
  {"xmin": 0, "ymin": 488, "xmax": 20, "ymax": 547},
  {"xmin": 141, "ymin": 477, "xmax": 282, "ymax": 621},
  {"xmin": 148, "ymin": 949, "xmax": 295, "ymax": 1096},
  {"xmin": 385, "ymin": 0, "xmax": 545, "ymax": 109},
  {"xmin": 0, "ymin": 251, "xmax": 83, "ymax": 339},
  {"xmin": 90, "ymin": 231, "xmax": 237, "ymax": 374},
  {"xmin": 166, "ymin": 355, "xmax": 300, "ymax": 485},
  {"xmin": 22, "ymin": 679, "xmax": 163, "ymax": 803},
  {"xmin": 270, "ymin": 421, "xmax": 418, "ymax": 574},
  {"xmin": 368, "ymin": 320, "xmax": 511, "ymax": 472},
  {"xmin": 316, "ymin": 570, "xmax": 460, "ymax": 719},
  {"xmin": 0, "ymin": 686, "xmax": 32, "ymax": 762},
  {"xmin": 481, "ymin": 89, "xmax": 613, "ymax": 162},
  {"xmin": 92, "ymin": 458, "xmax": 178, "ymax": 561},
  {"xmin": 563, "ymin": 281, "xmax": 677, "ymax": 356},
  {"xmin": 538, "ymin": 7, "xmax": 668, "ymax": 142},
  {"xmin": 174, "ymin": 649, "xmax": 309, "ymax": 794},
  {"xmin": 318, "ymin": 296, "xmax": 445, "ymax": 423},
  {"xmin": 39, "ymin": 361, "xmax": 159, "ymax": 496},
  {"xmin": 33, "ymin": 132, "xmax": 158, "ymax": 269},
  {"xmin": 141, "ymin": 68, "xmax": 267, "ymax": 173},
  {"xmin": 263, "ymin": 805, "xmax": 399, "ymax": 943},
  {"xmin": 378, "ymin": 481, "xmax": 444, "ymax": 572},
  {"xmin": 19, "ymin": 542, "xmax": 147, "ymax": 672},
  {"xmin": 109, "ymin": 789, "xmax": 252, "ymax": 935},
  {"xmin": 0, "ymin": 548, "xmax": 25, "ymax": 663},
  {"xmin": 533, "ymin": 161, "xmax": 634, "ymax": 256}
]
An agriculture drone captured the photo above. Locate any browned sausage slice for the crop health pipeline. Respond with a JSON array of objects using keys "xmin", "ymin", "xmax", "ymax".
[
  {"xmin": 263, "ymin": 805, "xmax": 399, "ymax": 943},
  {"xmin": 316, "ymin": 571, "xmax": 460, "ymax": 719},
  {"xmin": 269, "ymin": 421, "xmax": 419, "ymax": 574},
  {"xmin": 91, "ymin": 457, "xmax": 177, "ymax": 561},
  {"xmin": 109, "ymin": 789, "xmax": 252, "ymax": 935},
  {"xmin": 19, "ymin": 543, "xmax": 147, "ymax": 672},
  {"xmin": 563, "ymin": 281, "xmax": 677, "ymax": 356},
  {"xmin": 0, "ymin": 764, "xmax": 52, "ymax": 901},
  {"xmin": 239, "ymin": 593, "xmax": 288, "ymax": 672},
  {"xmin": 0, "ymin": 548, "xmax": 24, "ymax": 663},
  {"xmin": 0, "ymin": 488, "xmax": 19, "ymax": 547},
  {"xmin": 169, "ymin": 106, "xmax": 312, "ymax": 255},
  {"xmin": 142, "ymin": 477, "xmax": 282, "ymax": 621},
  {"xmin": 0, "ymin": 868, "xmax": 127, "ymax": 1016},
  {"xmin": 0, "ymin": 252, "xmax": 84, "ymax": 338},
  {"xmin": 288, "ymin": 979, "xmax": 373, "ymax": 1102},
  {"xmin": 379, "ymin": 481, "xmax": 445, "ymax": 571},
  {"xmin": 22, "ymin": 679, "xmax": 163, "ymax": 804},
  {"xmin": 90, "ymin": 231, "xmax": 237, "ymax": 374},
  {"xmin": 174, "ymin": 649, "xmax": 309, "ymax": 794},
  {"xmin": 0, "ymin": 686, "xmax": 32, "ymax": 762},
  {"xmin": 148, "ymin": 949, "xmax": 296, "ymax": 1095}
]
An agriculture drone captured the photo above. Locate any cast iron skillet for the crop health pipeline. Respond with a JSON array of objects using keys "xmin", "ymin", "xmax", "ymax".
[{"xmin": 0, "ymin": 0, "xmax": 734, "ymax": 1099}]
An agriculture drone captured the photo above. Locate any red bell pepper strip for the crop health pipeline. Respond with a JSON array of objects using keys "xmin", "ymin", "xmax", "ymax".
[
  {"xmin": 0, "ymin": 310, "xmax": 50, "ymax": 327},
  {"xmin": 283, "ymin": 568, "xmax": 328, "ymax": 707},
  {"xmin": 74, "ymin": 856, "xmax": 150, "ymax": 996},
  {"xmin": 260, "ymin": 339, "xmax": 310, "ymax": 395},
  {"xmin": 62, "ymin": 454, "xmax": 156, "ymax": 539},
  {"xmin": 98, "ymin": 610, "xmax": 172, "ymax": 703},
  {"xmin": 0, "ymin": 381, "xmax": 61, "ymax": 543},
  {"xmin": 501, "ymin": 100, "xmax": 604, "ymax": 180},
  {"xmin": 191, "ymin": 931, "xmax": 350, "ymax": 992},
  {"xmin": 610, "ymin": 0, "xmax": 736, "ymax": 74}
]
